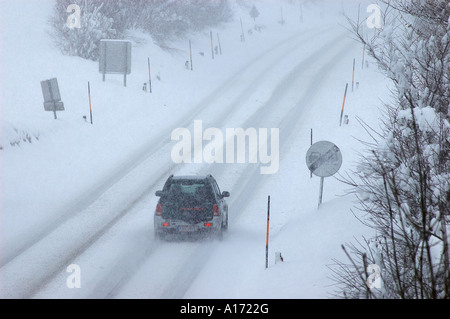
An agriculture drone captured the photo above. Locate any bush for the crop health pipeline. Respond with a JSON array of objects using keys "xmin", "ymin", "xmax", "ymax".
[
  {"xmin": 331, "ymin": 0, "xmax": 450, "ymax": 299},
  {"xmin": 50, "ymin": 0, "xmax": 232, "ymax": 60}
]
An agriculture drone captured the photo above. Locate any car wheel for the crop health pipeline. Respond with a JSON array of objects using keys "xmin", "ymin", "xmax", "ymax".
[{"xmin": 222, "ymin": 213, "xmax": 228, "ymax": 232}]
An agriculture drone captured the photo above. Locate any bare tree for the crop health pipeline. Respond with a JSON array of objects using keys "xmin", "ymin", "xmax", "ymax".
[{"xmin": 330, "ymin": 0, "xmax": 450, "ymax": 299}]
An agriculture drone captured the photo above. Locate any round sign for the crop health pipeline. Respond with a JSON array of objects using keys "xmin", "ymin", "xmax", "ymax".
[{"xmin": 306, "ymin": 141, "xmax": 342, "ymax": 177}]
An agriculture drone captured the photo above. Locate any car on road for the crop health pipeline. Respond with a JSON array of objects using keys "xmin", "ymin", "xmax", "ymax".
[{"xmin": 154, "ymin": 175, "xmax": 230, "ymax": 240}]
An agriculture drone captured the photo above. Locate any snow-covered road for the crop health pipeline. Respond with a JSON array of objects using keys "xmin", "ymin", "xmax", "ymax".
[{"xmin": 2, "ymin": 27, "xmax": 356, "ymax": 299}]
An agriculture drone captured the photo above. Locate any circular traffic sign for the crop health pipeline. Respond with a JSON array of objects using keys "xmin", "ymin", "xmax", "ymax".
[{"xmin": 306, "ymin": 141, "xmax": 342, "ymax": 177}]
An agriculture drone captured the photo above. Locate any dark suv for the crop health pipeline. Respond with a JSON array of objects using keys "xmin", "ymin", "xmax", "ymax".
[{"xmin": 154, "ymin": 175, "xmax": 230, "ymax": 240}]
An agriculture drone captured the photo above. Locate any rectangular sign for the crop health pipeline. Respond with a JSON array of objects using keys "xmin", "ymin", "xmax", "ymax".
[
  {"xmin": 41, "ymin": 78, "xmax": 61, "ymax": 102},
  {"xmin": 99, "ymin": 40, "xmax": 131, "ymax": 74},
  {"xmin": 44, "ymin": 101, "xmax": 65, "ymax": 111}
]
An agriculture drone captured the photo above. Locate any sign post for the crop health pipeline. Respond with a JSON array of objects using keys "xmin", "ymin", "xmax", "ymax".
[
  {"xmin": 306, "ymin": 141, "xmax": 343, "ymax": 208},
  {"xmin": 318, "ymin": 176, "xmax": 324, "ymax": 207}
]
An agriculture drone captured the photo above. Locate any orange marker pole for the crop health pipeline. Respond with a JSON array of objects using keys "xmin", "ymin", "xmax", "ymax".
[
  {"xmin": 88, "ymin": 81, "xmax": 93, "ymax": 124},
  {"xmin": 340, "ymin": 83, "xmax": 348, "ymax": 126},
  {"xmin": 265, "ymin": 195, "xmax": 270, "ymax": 269}
]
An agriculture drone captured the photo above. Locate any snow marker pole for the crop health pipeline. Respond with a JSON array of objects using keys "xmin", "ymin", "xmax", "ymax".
[
  {"xmin": 265, "ymin": 195, "xmax": 270, "ymax": 269},
  {"xmin": 352, "ymin": 58, "xmax": 355, "ymax": 92},
  {"xmin": 189, "ymin": 40, "xmax": 193, "ymax": 71},
  {"xmin": 340, "ymin": 83, "xmax": 348, "ymax": 126},
  {"xmin": 147, "ymin": 57, "xmax": 152, "ymax": 93},
  {"xmin": 362, "ymin": 44, "xmax": 365, "ymax": 69},
  {"xmin": 210, "ymin": 31, "xmax": 214, "ymax": 59},
  {"xmin": 217, "ymin": 33, "xmax": 222, "ymax": 55},
  {"xmin": 88, "ymin": 81, "xmax": 93, "ymax": 124}
]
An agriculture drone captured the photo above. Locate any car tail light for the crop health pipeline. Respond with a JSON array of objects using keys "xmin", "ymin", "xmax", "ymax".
[
  {"xmin": 155, "ymin": 203, "xmax": 162, "ymax": 216},
  {"xmin": 162, "ymin": 222, "xmax": 170, "ymax": 227},
  {"xmin": 213, "ymin": 204, "xmax": 219, "ymax": 216},
  {"xmin": 204, "ymin": 222, "xmax": 212, "ymax": 227}
]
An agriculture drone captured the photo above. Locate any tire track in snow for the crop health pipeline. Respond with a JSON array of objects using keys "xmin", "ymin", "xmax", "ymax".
[
  {"xmin": 156, "ymin": 33, "xmax": 355, "ymax": 300},
  {"xmin": 63, "ymin": 27, "xmax": 344, "ymax": 299},
  {"xmin": 102, "ymin": 32, "xmax": 356, "ymax": 299}
]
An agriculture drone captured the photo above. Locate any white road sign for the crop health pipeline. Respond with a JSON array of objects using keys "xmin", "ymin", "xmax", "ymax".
[{"xmin": 306, "ymin": 140, "xmax": 342, "ymax": 177}]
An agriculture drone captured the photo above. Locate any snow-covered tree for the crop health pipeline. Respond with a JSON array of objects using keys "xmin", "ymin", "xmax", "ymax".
[
  {"xmin": 50, "ymin": 0, "xmax": 123, "ymax": 61},
  {"xmin": 331, "ymin": 0, "xmax": 450, "ymax": 299},
  {"xmin": 50, "ymin": 0, "xmax": 232, "ymax": 60}
]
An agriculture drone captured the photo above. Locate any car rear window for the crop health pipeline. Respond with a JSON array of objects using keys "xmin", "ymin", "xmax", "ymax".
[
  {"xmin": 165, "ymin": 180, "xmax": 214, "ymax": 201},
  {"xmin": 170, "ymin": 182, "xmax": 204, "ymax": 195}
]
